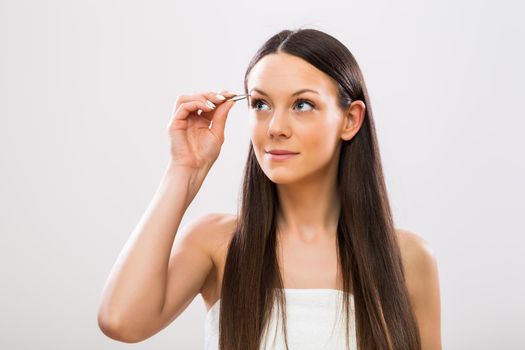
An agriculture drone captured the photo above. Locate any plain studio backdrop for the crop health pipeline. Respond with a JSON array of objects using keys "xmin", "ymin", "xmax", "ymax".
[{"xmin": 1, "ymin": 0, "xmax": 523, "ymax": 349}]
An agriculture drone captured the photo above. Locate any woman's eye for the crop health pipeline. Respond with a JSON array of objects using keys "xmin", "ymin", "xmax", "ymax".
[
  {"xmin": 250, "ymin": 98, "xmax": 315, "ymax": 112},
  {"xmin": 295, "ymin": 99, "xmax": 315, "ymax": 111},
  {"xmin": 250, "ymin": 99, "xmax": 270, "ymax": 111}
]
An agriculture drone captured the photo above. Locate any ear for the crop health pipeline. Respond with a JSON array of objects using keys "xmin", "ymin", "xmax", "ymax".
[{"xmin": 340, "ymin": 100, "xmax": 366, "ymax": 141}]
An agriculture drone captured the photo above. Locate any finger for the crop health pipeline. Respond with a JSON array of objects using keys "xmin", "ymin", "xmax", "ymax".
[
  {"xmin": 196, "ymin": 90, "xmax": 238, "ymax": 119},
  {"xmin": 172, "ymin": 93, "xmax": 210, "ymax": 113},
  {"xmin": 170, "ymin": 100, "xmax": 215, "ymax": 124},
  {"xmin": 202, "ymin": 90, "xmax": 238, "ymax": 106},
  {"xmin": 173, "ymin": 90, "xmax": 238, "ymax": 112},
  {"xmin": 170, "ymin": 90, "xmax": 239, "ymax": 124}
]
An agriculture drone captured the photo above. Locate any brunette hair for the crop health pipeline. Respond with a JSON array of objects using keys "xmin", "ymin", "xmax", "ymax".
[{"xmin": 218, "ymin": 28, "xmax": 421, "ymax": 350}]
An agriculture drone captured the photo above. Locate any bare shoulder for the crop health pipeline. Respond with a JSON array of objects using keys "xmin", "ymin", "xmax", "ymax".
[
  {"xmin": 181, "ymin": 212, "xmax": 237, "ymax": 265},
  {"xmin": 179, "ymin": 212, "xmax": 236, "ymax": 242},
  {"xmin": 395, "ymin": 228, "xmax": 442, "ymax": 349},
  {"xmin": 395, "ymin": 228, "xmax": 438, "ymax": 274},
  {"xmin": 201, "ymin": 212, "xmax": 238, "ymax": 255},
  {"xmin": 173, "ymin": 211, "xmax": 237, "ymax": 277},
  {"xmin": 395, "ymin": 228, "xmax": 439, "ymax": 298}
]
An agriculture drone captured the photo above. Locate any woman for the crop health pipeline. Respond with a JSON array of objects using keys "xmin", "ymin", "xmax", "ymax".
[{"xmin": 98, "ymin": 28, "xmax": 441, "ymax": 350}]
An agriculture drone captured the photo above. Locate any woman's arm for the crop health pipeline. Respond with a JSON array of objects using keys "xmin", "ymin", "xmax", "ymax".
[{"xmin": 97, "ymin": 163, "xmax": 214, "ymax": 342}]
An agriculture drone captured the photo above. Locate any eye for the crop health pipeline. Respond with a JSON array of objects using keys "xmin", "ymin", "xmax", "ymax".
[
  {"xmin": 249, "ymin": 98, "xmax": 316, "ymax": 112},
  {"xmin": 250, "ymin": 98, "xmax": 270, "ymax": 111},
  {"xmin": 295, "ymin": 99, "xmax": 315, "ymax": 112}
]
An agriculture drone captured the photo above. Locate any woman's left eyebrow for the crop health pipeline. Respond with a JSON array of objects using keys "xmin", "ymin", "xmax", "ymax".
[{"xmin": 249, "ymin": 88, "xmax": 320, "ymax": 97}]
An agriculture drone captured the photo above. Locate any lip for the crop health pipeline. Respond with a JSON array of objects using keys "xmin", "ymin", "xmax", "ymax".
[
  {"xmin": 265, "ymin": 152, "xmax": 299, "ymax": 161},
  {"xmin": 266, "ymin": 149, "xmax": 299, "ymax": 155}
]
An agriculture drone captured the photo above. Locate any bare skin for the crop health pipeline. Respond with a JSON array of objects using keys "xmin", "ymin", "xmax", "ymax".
[
  {"xmin": 199, "ymin": 213, "xmax": 441, "ymax": 350},
  {"xmin": 200, "ymin": 213, "xmax": 342, "ymax": 311}
]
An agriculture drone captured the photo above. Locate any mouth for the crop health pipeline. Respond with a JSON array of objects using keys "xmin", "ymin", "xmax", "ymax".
[
  {"xmin": 265, "ymin": 152, "xmax": 299, "ymax": 161},
  {"xmin": 265, "ymin": 150, "xmax": 300, "ymax": 155}
]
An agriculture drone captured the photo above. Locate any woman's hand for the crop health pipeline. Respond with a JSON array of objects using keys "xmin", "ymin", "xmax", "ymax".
[{"xmin": 167, "ymin": 90, "xmax": 237, "ymax": 171}]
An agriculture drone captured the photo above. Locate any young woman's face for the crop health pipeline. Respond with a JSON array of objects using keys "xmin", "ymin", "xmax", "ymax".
[{"xmin": 246, "ymin": 52, "xmax": 359, "ymax": 185}]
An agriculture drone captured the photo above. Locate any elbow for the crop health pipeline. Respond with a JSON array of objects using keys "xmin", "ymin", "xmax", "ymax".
[{"xmin": 97, "ymin": 311, "xmax": 145, "ymax": 344}]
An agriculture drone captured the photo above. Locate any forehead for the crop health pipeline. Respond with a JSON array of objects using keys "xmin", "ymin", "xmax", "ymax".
[{"xmin": 247, "ymin": 52, "xmax": 337, "ymax": 96}]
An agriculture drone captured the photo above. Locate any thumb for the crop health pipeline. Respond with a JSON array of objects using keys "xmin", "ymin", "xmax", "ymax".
[{"xmin": 209, "ymin": 99, "xmax": 235, "ymax": 143}]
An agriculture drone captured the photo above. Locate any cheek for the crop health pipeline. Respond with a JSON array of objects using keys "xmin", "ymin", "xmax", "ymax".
[
  {"xmin": 249, "ymin": 126, "xmax": 266, "ymax": 157},
  {"xmin": 300, "ymin": 125, "xmax": 339, "ymax": 161},
  {"xmin": 249, "ymin": 124, "xmax": 261, "ymax": 142}
]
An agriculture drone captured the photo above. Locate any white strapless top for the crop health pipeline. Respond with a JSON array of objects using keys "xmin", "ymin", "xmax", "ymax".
[{"xmin": 204, "ymin": 288, "xmax": 357, "ymax": 350}]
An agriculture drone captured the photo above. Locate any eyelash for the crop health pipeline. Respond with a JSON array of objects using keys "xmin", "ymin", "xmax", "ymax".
[{"xmin": 249, "ymin": 98, "xmax": 316, "ymax": 112}]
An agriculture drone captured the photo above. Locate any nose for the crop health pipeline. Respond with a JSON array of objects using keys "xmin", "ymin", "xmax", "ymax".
[{"xmin": 267, "ymin": 109, "xmax": 291, "ymax": 138}]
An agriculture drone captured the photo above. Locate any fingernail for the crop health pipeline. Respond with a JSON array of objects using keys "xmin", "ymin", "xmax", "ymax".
[
  {"xmin": 216, "ymin": 94, "xmax": 226, "ymax": 100},
  {"xmin": 205, "ymin": 100, "xmax": 216, "ymax": 109}
]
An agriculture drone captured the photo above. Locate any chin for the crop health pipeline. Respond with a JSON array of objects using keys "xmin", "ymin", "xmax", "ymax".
[{"xmin": 262, "ymin": 168, "xmax": 302, "ymax": 185}]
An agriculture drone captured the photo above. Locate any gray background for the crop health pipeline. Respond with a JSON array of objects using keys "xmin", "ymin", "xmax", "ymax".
[{"xmin": 1, "ymin": 0, "xmax": 523, "ymax": 349}]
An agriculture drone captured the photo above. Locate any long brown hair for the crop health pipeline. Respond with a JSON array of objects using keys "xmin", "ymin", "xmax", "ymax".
[{"xmin": 219, "ymin": 28, "xmax": 421, "ymax": 350}]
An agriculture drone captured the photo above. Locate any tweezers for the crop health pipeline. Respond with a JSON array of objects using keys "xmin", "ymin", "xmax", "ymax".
[{"xmin": 226, "ymin": 93, "xmax": 250, "ymax": 102}]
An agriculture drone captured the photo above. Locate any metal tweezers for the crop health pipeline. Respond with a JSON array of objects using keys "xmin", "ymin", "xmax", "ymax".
[{"xmin": 226, "ymin": 93, "xmax": 250, "ymax": 102}]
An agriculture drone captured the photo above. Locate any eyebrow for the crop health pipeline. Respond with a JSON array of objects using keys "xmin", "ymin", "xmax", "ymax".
[{"xmin": 248, "ymin": 88, "xmax": 320, "ymax": 97}]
